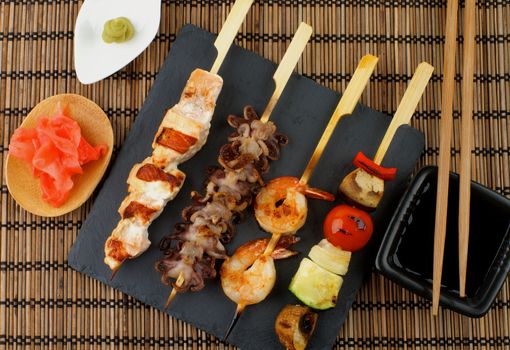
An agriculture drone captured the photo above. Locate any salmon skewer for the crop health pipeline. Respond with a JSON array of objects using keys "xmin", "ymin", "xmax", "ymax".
[
  {"xmin": 104, "ymin": 71, "xmax": 222, "ymax": 272},
  {"xmin": 104, "ymin": 0, "xmax": 254, "ymax": 273}
]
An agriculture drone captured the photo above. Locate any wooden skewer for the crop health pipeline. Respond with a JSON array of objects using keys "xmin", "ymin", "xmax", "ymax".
[
  {"xmin": 263, "ymin": 55, "xmax": 379, "ymax": 258},
  {"xmin": 260, "ymin": 23, "xmax": 313, "ymax": 123},
  {"xmin": 259, "ymin": 22, "xmax": 312, "ymax": 257},
  {"xmin": 164, "ymin": 271, "xmax": 184, "ymax": 309},
  {"xmin": 162, "ymin": 0, "xmax": 253, "ymax": 308},
  {"xmin": 263, "ymin": 233, "xmax": 282, "ymax": 256},
  {"xmin": 432, "ymin": 0, "xmax": 459, "ymax": 316},
  {"xmin": 373, "ymin": 62, "xmax": 434, "ymax": 165},
  {"xmin": 224, "ymin": 303, "xmax": 245, "ymax": 340},
  {"xmin": 299, "ymin": 54, "xmax": 379, "ymax": 185},
  {"xmin": 458, "ymin": 0, "xmax": 477, "ymax": 298},
  {"xmin": 118, "ymin": 0, "xmax": 253, "ymax": 283},
  {"xmin": 223, "ymin": 24, "xmax": 313, "ymax": 337},
  {"xmin": 209, "ymin": 0, "xmax": 254, "ymax": 75},
  {"xmin": 109, "ymin": 266, "xmax": 121, "ymax": 281},
  {"xmin": 338, "ymin": 62, "xmax": 433, "ymax": 212}
]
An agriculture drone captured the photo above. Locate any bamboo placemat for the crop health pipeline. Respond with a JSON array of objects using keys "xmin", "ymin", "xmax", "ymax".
[{"xmin": 1, "ymin": 1, "xmax": 509, "ymax": 349}]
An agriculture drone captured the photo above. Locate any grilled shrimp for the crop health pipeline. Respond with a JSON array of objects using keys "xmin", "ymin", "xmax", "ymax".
[
  {"xmin": 254, "ymin": 176, "xmax": 334, "ymax": 235},
  {"xmin": 220, "ymin": 236, "xmax": 299, "ymax": 306}
]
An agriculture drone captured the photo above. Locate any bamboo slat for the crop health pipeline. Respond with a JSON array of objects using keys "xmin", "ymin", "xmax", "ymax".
[{"xmin": 0, "ymin": 1, "xmax": 509, "ymax": 349}]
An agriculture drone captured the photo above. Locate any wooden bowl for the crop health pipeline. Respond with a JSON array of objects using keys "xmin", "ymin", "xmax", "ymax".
[{"xmin": 5, "ymin": 94, "xmax": 114, "ymax": 217}]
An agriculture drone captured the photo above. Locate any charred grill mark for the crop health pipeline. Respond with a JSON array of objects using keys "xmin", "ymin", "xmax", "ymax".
[
  {"xmin": 336, "ymin": 228, "xmax": 353, "ymax": 236},
  {"xmin": 136, "ymin": 163, "xmax": 183, "ymax": 187},
  {"xmin": 182, "ymin": 84, "xmax": 196, "ymax": 98},
  {"xmin": 122, "ymin": 201, "xmax": 158, "ymax": 222},
  {"xmin": 279, "ymin": 320, "xmax": 292, "ymax": 329},
  {"xmin": 349, "ymin": 215, "xmax": 367, "ymax": 230},
  {"xmin": 106, "ymin": 238, "xmax": 130, "ymax": 262},
  {"xmin": 156, "ymin": 127, "xmax": 198, "ymax": 154}
]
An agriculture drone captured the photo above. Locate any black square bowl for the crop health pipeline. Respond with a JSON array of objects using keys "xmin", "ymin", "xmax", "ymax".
[{"xmin": 376, "ymin": 166, "xmax": 510, "ymax": 317}]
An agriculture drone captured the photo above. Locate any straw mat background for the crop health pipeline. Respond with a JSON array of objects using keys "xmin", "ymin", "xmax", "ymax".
[{"xmin": 1, "ymin": 0, "xmax": 509, "ymax": 349}]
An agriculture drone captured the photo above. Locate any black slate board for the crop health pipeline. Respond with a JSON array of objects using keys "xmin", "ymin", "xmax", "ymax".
[{"xmin": 68, "ymin": 25, "xmax": 424, "ymax": 350}]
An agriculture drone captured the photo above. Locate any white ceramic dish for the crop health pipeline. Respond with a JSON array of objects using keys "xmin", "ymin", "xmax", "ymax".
[{"xmin": 74, "ymin": 0, "xmax": 161, "ymax": 84}]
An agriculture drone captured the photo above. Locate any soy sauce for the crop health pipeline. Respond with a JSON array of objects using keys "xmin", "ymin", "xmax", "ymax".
[{"xmin": 393, "ymin": 173, "xmax": 510, "ymax": 298}]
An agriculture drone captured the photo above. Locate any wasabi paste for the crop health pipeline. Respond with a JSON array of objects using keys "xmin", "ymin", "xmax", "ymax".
[{"xmin": 102, "ymin": 17, "xmax": 135, "ymax": 44}]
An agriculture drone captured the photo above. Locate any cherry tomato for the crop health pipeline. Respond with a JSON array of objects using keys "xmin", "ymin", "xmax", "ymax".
[{"xmin": 323, "ymin": 204, "xmax": 374, "ymax": 252}]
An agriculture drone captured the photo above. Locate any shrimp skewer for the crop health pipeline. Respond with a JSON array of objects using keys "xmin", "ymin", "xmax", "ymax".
[
  {"xmin": 221, "ymin": 54, "xmax": 379, "ymax": 339},
  {"xmin": 221, "ymin": 236, "xmax": 300, "ymax": 334},
  {"xmin": 221, "ymin": 236, "xmax": 300, "ymax": 318},
  {"xmin": 156, "ymin": 23, "xmax": 313, "ymax": 308},
  {"xmin": 255, "ymin": 176, "xmax": 335, "ymax": 253}
]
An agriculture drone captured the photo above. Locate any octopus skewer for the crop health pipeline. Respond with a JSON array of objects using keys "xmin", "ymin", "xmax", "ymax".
[
  {"xmin": 220, "ymin": 54, "xmax": 379, "ymax": 339},
  {"xmin": 160, "ymin": 105, "xmax": 289, "ymax": 308},
  {"xmin": 155, "ymin": 23, "xmax": 313, "ymax": 307},
  {"xmin": 103, "ymin": 0, "xmax": 254, "ymax": 275}
]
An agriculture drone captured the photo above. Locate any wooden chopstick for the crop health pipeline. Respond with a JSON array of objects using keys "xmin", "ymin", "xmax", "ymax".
[
  {"xmin": 432, "ymin": 0, "xmax": 459, "ymax": 316},
  {"xmin": 458, "ymin": 0, "xmax": 477, "ymax": 298}
]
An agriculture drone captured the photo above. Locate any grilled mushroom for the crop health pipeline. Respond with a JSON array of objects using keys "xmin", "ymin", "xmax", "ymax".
[
  {"xmin": 275, "ymin": 304, "xmax": 318, "ymax": 350},
  {"xmin": 338, "ymin": 168, "xmax": 384, "ymax": 211}
]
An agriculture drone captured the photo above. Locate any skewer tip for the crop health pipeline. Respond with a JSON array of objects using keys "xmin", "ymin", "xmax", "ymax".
[
  {"xmin": 164, "ymin": 288, "xmax": 178, "ymax": 310},
  {"xmin": 164, "ymin": 271, "xmax": 185, "ymax": 309},
  {"xmin": 223, "ymin": 303, "xmax": 245, "ymax": 340},
  {"xmin": 109, "ymin": 266, "xmax": 121, "ymax": 281}
]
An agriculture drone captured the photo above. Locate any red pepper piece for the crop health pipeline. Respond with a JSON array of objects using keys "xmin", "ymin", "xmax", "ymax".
[{"xmin": 352, "ymin": 151, "xmax": 397, "ymax": 181}]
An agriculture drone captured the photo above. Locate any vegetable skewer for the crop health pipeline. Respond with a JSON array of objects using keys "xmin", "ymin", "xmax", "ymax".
[
  {"xmin": 290, "ymin": 62, "xmax": 434, "ymax": 315},
  {"xmin": 221, "ymin": 54, "xmax": 379, "ymax": 339},
  {"xmin": 281, "ymin": 64, "xmax": 433, "ymax": 350},
  {"xmin": 103, "ymin": 0, "xmax": 254, "ymax": 275},
  {"xmin": 156, "ymin": 22, "xmax": 313, "ymax": 308}
]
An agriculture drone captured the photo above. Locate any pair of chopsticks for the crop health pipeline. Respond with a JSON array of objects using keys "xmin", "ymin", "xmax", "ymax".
[{"xmin": 432, "ymin": 0, "xmax": 477, "ymax": 315}]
